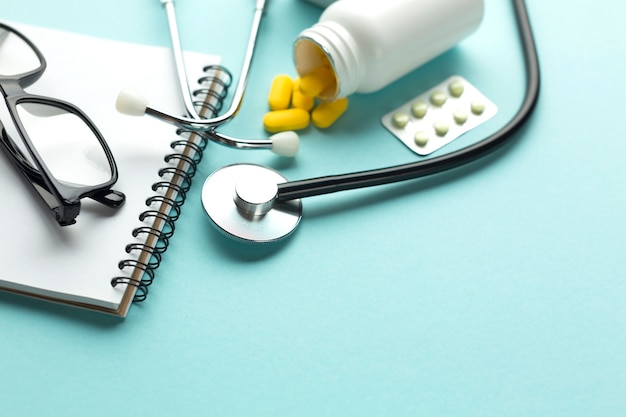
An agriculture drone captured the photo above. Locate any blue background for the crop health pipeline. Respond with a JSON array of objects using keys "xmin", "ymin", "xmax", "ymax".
[{"xmin": 1, "ymin": 0, "xmax": 625, "ymax": 415}]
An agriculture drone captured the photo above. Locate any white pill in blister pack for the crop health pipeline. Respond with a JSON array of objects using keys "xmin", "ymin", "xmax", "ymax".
[{"xmin": 381, "ymin": 76, "xmax": 497, "ymax": 156}]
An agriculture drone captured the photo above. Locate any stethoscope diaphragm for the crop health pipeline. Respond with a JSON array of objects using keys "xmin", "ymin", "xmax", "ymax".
[{"xmin": 201, "ymin": 163, "xmax": 302, "ymax": 243}]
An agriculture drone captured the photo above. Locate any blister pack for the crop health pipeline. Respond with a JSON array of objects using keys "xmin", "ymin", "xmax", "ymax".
[{"xmin": 381, "ymin": 76, "xmax": 497, "ymax": 155}]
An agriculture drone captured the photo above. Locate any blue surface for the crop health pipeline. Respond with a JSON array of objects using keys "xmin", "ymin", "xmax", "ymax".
[{"xmin": 2, "ymin": 0, "xmax": 625, "ymax": 415}]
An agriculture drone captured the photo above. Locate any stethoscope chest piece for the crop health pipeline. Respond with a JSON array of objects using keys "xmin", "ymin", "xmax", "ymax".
[{"xmin": 201, "ymin": 163, "xmax": 302, "ymax": 243}]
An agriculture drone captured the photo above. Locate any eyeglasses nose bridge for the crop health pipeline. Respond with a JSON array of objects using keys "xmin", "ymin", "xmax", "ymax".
[{"xmin": 0, "ymin": 79, "xmax": 28, "ymax": 97}]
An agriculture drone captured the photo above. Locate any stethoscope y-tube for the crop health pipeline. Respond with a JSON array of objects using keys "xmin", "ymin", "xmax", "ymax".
[
  {"xmin": 158, "ymin": 0, "xmax": 265, "ymax": 128},
  {"xmin": 117, "ymin": 0, "xmax": 300, "ymax": 157},
  {"xmin": 275, "ymin": 0, "xmax": 539, "ymax": 201}
]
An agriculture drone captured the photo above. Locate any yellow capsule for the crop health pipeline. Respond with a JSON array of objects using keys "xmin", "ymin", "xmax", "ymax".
[
  {"xmin": 291, "ymin": 78, "xmax": 315, "ymax": 111},
  {"xmin": 311, "ymin": 97, "xmax": 349, "ymax": 129},
  {"xmin": 268, "ymin": 74, "xmax": 293, "ymax": 111},
  {"xmin": 299, "ymin": 66, "xmax": 335, "ymax": 97},
  {"xmin": 263, "ymin": 108, "xmax": 310, "ymax": 133}
]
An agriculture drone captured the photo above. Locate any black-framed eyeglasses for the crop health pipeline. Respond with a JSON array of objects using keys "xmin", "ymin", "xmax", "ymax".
[{"xmin": 0, "ymin": 22, "xmax": 125, "ymax": 226}]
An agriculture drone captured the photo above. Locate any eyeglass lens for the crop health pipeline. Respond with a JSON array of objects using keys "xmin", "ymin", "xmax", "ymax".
[
  {"xmin": 0, "ymin": 27, "xmax": 41, "ymax": 76},
  {"xmin": 16, "ymin": 103, "xmax": 114, "ymax": 187}
]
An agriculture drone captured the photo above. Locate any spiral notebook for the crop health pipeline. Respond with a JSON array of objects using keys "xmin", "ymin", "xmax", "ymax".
[{"xmin": 0, "ymin": 22, "xmax": 226, "ymax": 317}]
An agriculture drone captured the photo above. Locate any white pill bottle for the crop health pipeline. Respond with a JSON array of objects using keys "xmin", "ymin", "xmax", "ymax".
[{"xmin": 294, "ymin": 0, "xmax": 484, "ymax": 100}]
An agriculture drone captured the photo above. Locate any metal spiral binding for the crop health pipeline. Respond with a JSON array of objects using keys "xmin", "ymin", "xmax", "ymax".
[{"xmin": 111, "ymin": 64, "xmax": 233, "ymax": 302}]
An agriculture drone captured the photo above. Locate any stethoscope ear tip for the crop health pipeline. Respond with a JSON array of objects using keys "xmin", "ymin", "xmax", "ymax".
[
  {"xmin": 269, "ymin": 131, "xmax": 300, "ymax": 157},
  {"xmin": 116, "ymin": 88, "xmax": 148, "ymax": 116}
]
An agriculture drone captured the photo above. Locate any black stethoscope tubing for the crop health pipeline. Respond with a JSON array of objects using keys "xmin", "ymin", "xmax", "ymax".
[{"xmin": 275, "ymin": 0, "xmax": 539, "ymax": 202}]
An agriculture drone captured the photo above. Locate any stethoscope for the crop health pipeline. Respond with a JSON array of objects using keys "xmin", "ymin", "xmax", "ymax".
[{"xmin": 117, "ymin": 0, "xmax": 540, "ymax": 244}]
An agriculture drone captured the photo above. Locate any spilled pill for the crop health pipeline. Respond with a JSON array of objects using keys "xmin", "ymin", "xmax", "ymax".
[
  {"xmin": 263, "ymin": 108, "xmax": 310, "ymax": 133},
  {"xmin": 299, "ymin": 66, "xmax": 335, "ymax": 97},
  {"xmin": 311, "ymin": 97, "xmax": 349, "ymax": 129},
  {"xmin": 291, "ymin": 78, "xmax": 315, "ymax": 111},
  {"xmin": 268, "ymin": 74, "xmax": 293, "ymax": 111}
]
